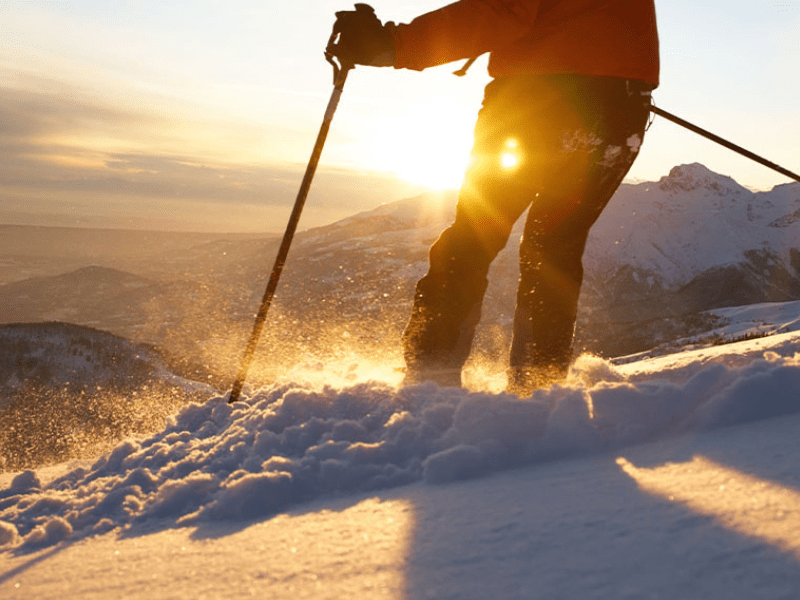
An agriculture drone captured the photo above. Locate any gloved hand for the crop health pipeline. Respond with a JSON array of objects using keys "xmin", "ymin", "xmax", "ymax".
[{"xmin": 328, "ymin": 3, "xmax": 395, "ymax": 67}]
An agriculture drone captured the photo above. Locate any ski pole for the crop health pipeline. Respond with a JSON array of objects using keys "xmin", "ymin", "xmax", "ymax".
[
  {"xmin": 650, "ymin": 105, "xmax": 800, "ymax": 183},
  {"xmin": 228, "ymin": 39, "xmax": 353, "ymax": 404}
]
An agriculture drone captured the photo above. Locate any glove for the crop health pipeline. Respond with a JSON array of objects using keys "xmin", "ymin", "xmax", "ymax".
[{"xmin": 329, "ymin": 3, "xmax": 395, "ymax": 67}]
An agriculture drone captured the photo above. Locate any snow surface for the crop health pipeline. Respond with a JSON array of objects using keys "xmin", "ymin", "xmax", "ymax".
[{"xmin": 2, "ymin": 330, "xmax": 800, "ymax": 597}]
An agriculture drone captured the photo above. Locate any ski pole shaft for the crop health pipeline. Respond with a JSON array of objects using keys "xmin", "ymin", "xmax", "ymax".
[
  {"xmin": 228, "ymin": 69, "xmax": 350, "ymax": 403},
  {"xmin": 650, "ymin": 105, "xmax": 800, "ymax": 183}
]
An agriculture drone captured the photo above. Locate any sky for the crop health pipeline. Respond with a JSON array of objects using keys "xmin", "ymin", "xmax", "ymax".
[{"xmin": 1, "ymin": 0, "xmax": 799, "ymax": 232}]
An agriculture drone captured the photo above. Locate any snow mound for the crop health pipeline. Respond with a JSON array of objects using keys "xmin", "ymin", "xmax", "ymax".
[{"xmin": 2, "ymin": 335, "xmax": 800, "ymax": 551}]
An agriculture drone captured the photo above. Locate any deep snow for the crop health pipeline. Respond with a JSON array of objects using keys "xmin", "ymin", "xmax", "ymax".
[{"xmin": 2, "ymin": 328, "xmax": 800, "ymax": 598}]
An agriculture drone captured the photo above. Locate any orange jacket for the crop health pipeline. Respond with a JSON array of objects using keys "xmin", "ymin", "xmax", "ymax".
[{"xmin": 392, "ymin": 0, "xmax": 659, "ymax": 86}]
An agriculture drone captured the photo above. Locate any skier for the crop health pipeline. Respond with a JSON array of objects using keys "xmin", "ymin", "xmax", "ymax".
[{"xmin": 330, "ymin": 1, "xmax": 660, "ymax": 395}]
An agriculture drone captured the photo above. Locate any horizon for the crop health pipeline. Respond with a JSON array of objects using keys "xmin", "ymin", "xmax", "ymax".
[{"xmin": 0, "ymin": 161, "xmax": 796, "ymax": 235}]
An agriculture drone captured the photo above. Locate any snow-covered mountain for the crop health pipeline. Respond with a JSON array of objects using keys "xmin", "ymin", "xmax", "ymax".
[
  {"xmin": 577, "ymin": 163, "xmax": 800, "ymax": 354},
  {"xmin": 588, "ymin": 163, "xmax": 800, "ymax": 283},
  {"xmin": 0, "ymin": 164, "xmax": 798, "ymax": 377}
]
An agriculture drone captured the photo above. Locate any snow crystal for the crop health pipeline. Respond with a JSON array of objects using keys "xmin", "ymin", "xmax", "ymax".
[
  {"xmin": 2, "ymin": 336, "xmax": 800, "ymax": 552},
  {"xmin": 626, "ymin": 133, "xmax": 642, "ymax": 153}
]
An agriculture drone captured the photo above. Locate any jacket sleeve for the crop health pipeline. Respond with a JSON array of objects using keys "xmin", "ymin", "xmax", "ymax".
[{"xmin": 392, "ymin": 0, "xmax": 542, "ymax": 71}]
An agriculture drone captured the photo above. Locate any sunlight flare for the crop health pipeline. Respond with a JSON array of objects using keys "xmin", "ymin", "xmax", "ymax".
[
  {"xmin": 500, "ymin": 138, "xmax": 521, "ymax": 169},
  {"xmin": 617, "ymin": 455, "xmax": 800, "ymax": 558},
  {"xmin": 500, "ymin": 152, "xmax": 519, "ymax": 169}
]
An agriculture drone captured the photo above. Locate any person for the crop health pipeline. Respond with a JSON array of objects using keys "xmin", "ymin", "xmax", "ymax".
[{"xmin": 329, "ymin": 1, "xmax": 660, "ymax": 395}]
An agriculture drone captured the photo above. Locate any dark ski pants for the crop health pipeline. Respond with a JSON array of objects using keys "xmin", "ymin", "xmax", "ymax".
[{"xmin": 402, "ymin": 74, "xmax": 652, "ymax": 393}]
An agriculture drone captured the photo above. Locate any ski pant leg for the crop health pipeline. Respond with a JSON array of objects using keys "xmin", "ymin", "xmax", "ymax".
[
  {"xmin": 507, "ymin": 77, "xmax": 653, "ymax": 393},
  {"xmin": 402, "ymin": 75, "xmax": 651, "ymax": 388},
  {"xmin": 401, "ymin": 80, "xmax": 538, "ymax": 385},
  {"xmin": 402, "ymin": 161, "xmax": 533, "ymax": 385}
]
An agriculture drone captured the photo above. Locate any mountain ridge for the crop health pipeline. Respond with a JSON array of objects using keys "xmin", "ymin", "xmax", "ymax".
[{"xmin": 0, "ymin": 163, "xmax": 798, "ymax": 371}]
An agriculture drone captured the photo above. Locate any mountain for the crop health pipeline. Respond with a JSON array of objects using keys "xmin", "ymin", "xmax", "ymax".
[
  {"xmin": 0, "ymin": 225, "xmax": 270, "ymax": 286},
  {"xmin": 590, "ymin": 163, "xmax": 800, "ymax": 283},
  {"xmin": 0, "ymin": 264, "xmax": 256, "ymax": 382},
  {"xmin": 0, "ymin": 266, "xmax": 158, "ymax": 325},
  {"xmin": 271, "ymin": 163, "xmax": 800, "ymax": 360},
  {"xmin": 577, "ymin": 163, "xmax": 800, "ymax": 354},
  {"xmin": 0, "ymin": 164, "xmax": 798, "ymax": 381}
]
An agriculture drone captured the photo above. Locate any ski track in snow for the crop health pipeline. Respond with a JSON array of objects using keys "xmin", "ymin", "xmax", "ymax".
[{"xmin": 2, "ymin": 333, "xmax": 800, "ymax": 552}]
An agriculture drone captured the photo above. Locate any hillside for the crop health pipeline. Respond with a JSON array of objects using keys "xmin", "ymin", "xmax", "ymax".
[
  {"xmin": 2, "ymin": 169, "xmax": 800, "ymax": 595},
  {"xmin": 0, "ymin": 323, "xmax": 215, "ymax": 470}
]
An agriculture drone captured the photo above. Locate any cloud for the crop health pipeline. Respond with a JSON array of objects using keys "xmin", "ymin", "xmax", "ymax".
[
  {"xmin": 0, "ymin": 76, "xmax": 423, "ymax": 231},
  {"xmin": 1, "ymin": 80, "xmax": 146, "ymax": 139}
]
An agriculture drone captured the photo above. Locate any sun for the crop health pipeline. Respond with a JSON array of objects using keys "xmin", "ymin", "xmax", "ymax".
[
  {"xmin": 358, "ymin": 101, "xmax": 476, "ymax": 190},
  {"xmin": 389, "ymin": 143, "xmax": 471, "ymax": 189}
]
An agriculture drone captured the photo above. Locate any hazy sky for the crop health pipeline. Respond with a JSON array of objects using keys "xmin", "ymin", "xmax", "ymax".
[{"xmin": 2, "ymin": 1, "xmax": 798, "ymax": 232}]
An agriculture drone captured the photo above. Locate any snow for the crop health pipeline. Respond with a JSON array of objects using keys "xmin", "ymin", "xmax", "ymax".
[
  {"xmin": 708, "ymin": 301, "xmax": 800, "ymax": 337},
  {"xmin": 2, "ymin": 328, "xmax": 800, "ymax": 597},
  {"xmin": 585, "ymin": 164, "xmax": 800, "ymax": 283}
]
